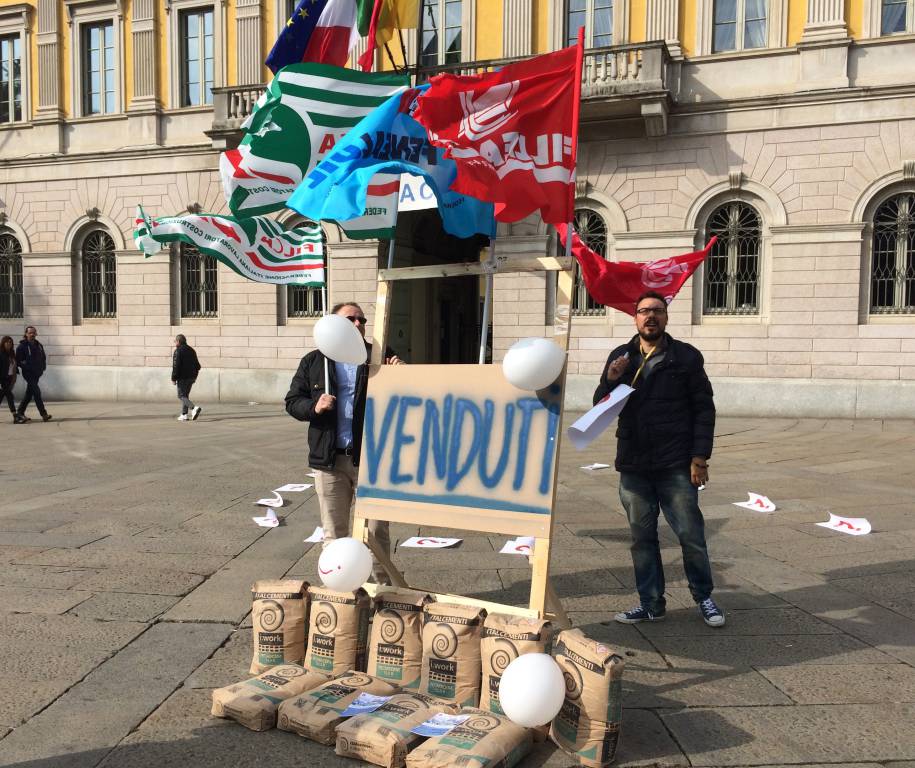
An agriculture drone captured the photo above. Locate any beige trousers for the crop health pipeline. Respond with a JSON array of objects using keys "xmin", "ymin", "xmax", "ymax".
[{"xmin": 314, "ymin": 454, "xmax": 391, "ymax": 584}]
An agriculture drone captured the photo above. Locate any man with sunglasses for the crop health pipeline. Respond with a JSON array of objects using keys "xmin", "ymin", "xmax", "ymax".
[
  {"xmin": 594, "ymin": 291, "xmax": 723, "ymax": 628},
  {"xmin": 285, "ymin": 302, "xmax": 403, "ymax": 584}
]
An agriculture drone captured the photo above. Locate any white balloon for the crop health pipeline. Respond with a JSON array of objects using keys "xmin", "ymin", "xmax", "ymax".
[
  {"xmin": 502, "ymin": 338, "xmax": 566, "ymax": 391},
  {"xmin": 314, "ymin": 314, "xmax": 367, "ymax": 365},
  {"xmin": 498, "ymin": 653, "xmax": 567, "ymax": 727},
  {"xmin": 317, "ymin": 537, "xmax": 373, "ymax": 592}
]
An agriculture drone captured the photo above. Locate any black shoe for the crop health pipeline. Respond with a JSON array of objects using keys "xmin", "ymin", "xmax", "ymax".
[
  {"xmin": 614, "ymin": 605, "xmax": 666, "ymax": 624},
  {"xmin": 15, "ymin": 413, "xmax": 30, "ymax": 423},
  {"xmin": 41, "ymin": 413, "xmax": 53, "ymax": 422},
  {"xmin": 12, "ymin": 413, "xmax": 23, "ymax": 423}
]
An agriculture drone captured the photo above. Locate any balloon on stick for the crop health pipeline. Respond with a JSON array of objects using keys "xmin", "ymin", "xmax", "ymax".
[
  {"xmin": 313, "ymin": 314, "xmax": 367, "ymax": 365},
  {"xmin": 317, "ymin": 537, "xmax": 373, "ymax": 592},
  {"xmin": 502, "ymin": 338, "xmax": 566, "ymax": 391},
  {"xmin": 497, "ymin": 653, "xmax": 567, "ymax": 727}
]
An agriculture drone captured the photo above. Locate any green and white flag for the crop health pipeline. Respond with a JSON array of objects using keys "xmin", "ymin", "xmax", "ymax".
[
  {"xmin": 220, "ymin": 63, "xmax": 409, "ymax": 238},
  {"xmin": 134, "ymin": 206, "xmax": 325, "ymax": 285}
]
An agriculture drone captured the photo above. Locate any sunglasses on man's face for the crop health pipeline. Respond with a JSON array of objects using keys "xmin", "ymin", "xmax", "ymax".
[{"xmin": 345, "ymin": 315, "xmax": 367, "ymax": 325}]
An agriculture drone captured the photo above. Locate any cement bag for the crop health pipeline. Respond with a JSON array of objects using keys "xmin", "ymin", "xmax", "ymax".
[
  {"xmin": 304, "ymin": 586, "xmax": 371, "ymax": 675},
  {"xmin": 249, "ymin": 579, "xmax": 308, "ymax": 674},
  {"xmin": 405, "ymin": 708, "xmax": 532, "ymax": 768},
  {"xmin": 211, "ymin": 664, "xmax": 330, "ymax": 731},
  {"xmin": 335, "ymin": 692, "xmax": 457, "ymax": 768},
  {"xmin": 277, "ymin": 671, "xmax": 398, "ymax": 745},
  {"xmin": 419, "ymin": 603, "xmax": 486, "ymax": 707},
  {"xmin": 550, "ymin": 628, "xmax": 626, "ymax": 767},
  {"xmin": 480, "ymin": 613, "xmax": 553, "ymax": 715},
  {"xmin": 367, "ymin": 588, "xmax": 431, "ymax": 690}
]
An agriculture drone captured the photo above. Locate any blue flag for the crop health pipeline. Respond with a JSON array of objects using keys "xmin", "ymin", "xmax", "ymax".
[{"xmin": 286, "ymin": 85, "xmax": 497, "ymax": 240}]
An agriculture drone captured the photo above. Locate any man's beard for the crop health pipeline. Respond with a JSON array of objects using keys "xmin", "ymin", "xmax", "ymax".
[{"xmin": 639, "ymin": 326, "xmax": 662, "ymax": 343}]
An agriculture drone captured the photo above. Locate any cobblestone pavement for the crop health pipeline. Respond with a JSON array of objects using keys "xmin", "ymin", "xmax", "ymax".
[{"xmin": 1, "ymin": 401, "xmax": 914, "ymax": 767}]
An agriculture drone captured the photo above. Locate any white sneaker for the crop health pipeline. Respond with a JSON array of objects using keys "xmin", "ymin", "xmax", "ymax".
[
  {"xmin": 191, "ymin": 406, "xmax": 202, "ymax": 421},
  {"xmin": 177, "ymin": 414, "xmax": 189, "ymax": 421}
]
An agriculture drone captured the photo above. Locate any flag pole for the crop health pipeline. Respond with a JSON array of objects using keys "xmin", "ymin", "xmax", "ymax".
[
  {"xmin": 478, "ymin": 236, "xmax": 495, "ymax": 364},
  {"xmin": 565, "ymin": 27, "xmax": 585, "ymax": 264},
  {"xmin": 321, "ymin": 283, "xmax": 331, "ymax": 396}
]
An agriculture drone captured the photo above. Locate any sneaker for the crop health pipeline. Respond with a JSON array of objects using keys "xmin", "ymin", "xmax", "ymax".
[
  {"xmin": 614, "ymin": 605, "xmax": 666, "ymax": 624},
  {"xmin": 698, "ymin": 598, "xmax": 725, "ymax": 627},
  {"xmin": 16, "ymin": 413, "xmax": 30, "ymax": 423},
  {"xmin": 177, "ymin": 414, "xmax": 189, "ymax": 421},
  {"xmin": 12, "ymin": 413, "xmax": 23, "ymax": 423},
  {"xmin": 190, "ymin": 406, "xmax": 202, "ymax": 421},
  {"xmin": 41, "ymin": 414, "xmax": 52, "ymax": 422}
]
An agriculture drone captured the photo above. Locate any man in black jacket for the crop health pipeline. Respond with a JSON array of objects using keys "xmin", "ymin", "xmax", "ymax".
[
  {"xmin": 285, "ymin": 302, "xmax": 403, "ymax": 584},
  {"xmin": 16, "ymin": 326, "xmax": 51, "ymax": 422},
  {"xmin": 595, "ymin": 291, "xmax": 724, "ymax": 628},
  {"xmin": 171, "ymin": 335, "xmax": 202, "ymax": 421}
]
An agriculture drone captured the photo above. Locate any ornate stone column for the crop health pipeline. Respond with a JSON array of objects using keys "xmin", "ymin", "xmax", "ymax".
[
  {"xmin": 646, "ymin": 0, "xmax": 681, "ymax": 57},
  {"xmin": 235, "ymin": 0, "xmax": 263, "ymax": 85},
  {"xmin": 35, "ymin": 0, "xmax": 62, "ymax": 120},
  {"xmin": 801, "ymin": 0, "xmax": 848, "ymax": 41},
  {"xmin": 130, "ymin": 0, "xmax": 158, "ymax": 108},
  {"xmin": 798, "ymin": 0, "xmax": 849, "ymax": 90},
  {"xmin": 503, "ymin": 0, "xmax": 532, "ymax": 58}
]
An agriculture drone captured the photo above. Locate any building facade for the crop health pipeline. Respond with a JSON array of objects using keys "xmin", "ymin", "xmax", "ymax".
[{"xmin": 0, "ymin": 0, "xmax": 914, "ymax": 416}]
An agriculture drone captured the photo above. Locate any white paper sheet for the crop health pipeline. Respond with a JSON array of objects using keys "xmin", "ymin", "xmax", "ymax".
[
  {"xmin": 816, "ymin": 513, "xmax": 871, "ymax": 536},
  {"xmin": 410, "ymin": 713, "xmax": 471, "ymax": 738},
  {"xmin": 252, "ymin": 508, "xmax": 279, "ymax": 528},
  {"xmin": 306, "ymin": 472, "xmax": 317, "ymax": 478},
  {"xmin": 274, "ymin": 483, "xmax": 313, "ymax": 493},
  {"xmin": 400, "ymin": 536, "xmax": 462, "ymax": 549},
  {"xmin": 567, "ymin": 384, "xmax": 634, "ymax": 450},
  {"xmin": 733, "ymin": 492, "xmax": 777, "ymax": 513},
  {"xmin": 499, "ymin": 536, "xmax": 535, "ymax": 555},
  {"xmin": 254, "ymin": 491, "xmax": 284, "ymax": 508},
  {"xmin": 340, "ymin": 692, "xmax": 392, "ymax": 717},
  {"xmin": 580, "ymin": 463, "xmax": 611, "ymax": 471},
  {"xmin": 304, "ymin": 526, "xmax": 324, "ymax": 543}
]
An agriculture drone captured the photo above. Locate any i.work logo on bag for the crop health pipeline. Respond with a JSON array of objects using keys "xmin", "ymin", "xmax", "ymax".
[
  {"xmin": 427, "ymin": 658, "xmax": 457, "ymax": 699},
  {"xmin": 257, "ymin": 632, "xmax": 283, "ymax": 664},
  {"xmin": 487, "ymin": 675, "xmax": 504, "ymax": 714},
  {"xmin": 377, "ymin": 643, "xmax": 405, "ymax": 681},
  {"xmin": 310, "ymin": 634, "xmax": 335, "ymax": 671},
  {"xmin": 554, "ymin": 699, "xmax": 582, "ymax": 741}
]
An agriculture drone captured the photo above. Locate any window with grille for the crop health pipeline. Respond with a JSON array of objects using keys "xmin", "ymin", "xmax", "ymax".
[
  {"xmin": 180, "ymin": 244, "xmax": 218, "ymax": 318},
  {"xmin": 712, "ymin": 0, "xmax": 767, "ymax": 52},
  {"xmin": 703, "ymin": 202, "xmax": 761, "ymax": 315},
  {"xmin": 881, "ymin": 0, "xmax": 914, "ymax": 33},
  {"xmin": 870, "ymin": 193, "xmax": 915, "ymax": 315},
  {"xmin": 180, "ymin": 8, "xmax": 214, "ymax": 106},
  {"xmin": 0, "ymin": 34, "xmax": 22, "ymax": 123},
  {"xmin": 0, "ymin": 231, "xmax": 23, "ymax": 318},
  {"xmin": 571, "ymin": 208, "xmax": 607, "ymax": 317},
  {"xmin": 82, "ymin": 229, "xmax": 117, "ymax": 318},
  {"xmin": 82, "ymin": 22, "xmax": 115, "ymax": 115},
  {"xmin": 287, "ymin": 283, "xmax": 324, "ymax": 318},
  {"xmin": 568, "ymin": 0, "xmax": 614, "ymax": 47},
  {"xmin": 421, "ymin": 0, "xmax": 462, "ymax": 66}
]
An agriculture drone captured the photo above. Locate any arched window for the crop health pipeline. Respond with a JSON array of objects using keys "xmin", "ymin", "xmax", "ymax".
[
  {"xmin": 81, "ymin": 228, "xmax": 117, "ymax": 318},
  {"xmin": 0, "ymin": 230, "xmax": 23, "ymax": 318},
  {"xmin": 870, "ymin": 192, "xmax": 915, "ymax": 314},
  {"xmin": 180, "ymin": 243, "xmax": 218, "ymax": 318},
  {"xmin": 703, "ymin": 201, "xmax": 761, "ymax": 316},
  {"xmin": 571, "ymin": 208, "xmax": 607, "ymax": 317}
]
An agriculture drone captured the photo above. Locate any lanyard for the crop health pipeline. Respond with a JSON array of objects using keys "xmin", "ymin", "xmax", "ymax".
[{"xmin": 630, "ymin": 345, "xmax": 657, "ymax": 387}]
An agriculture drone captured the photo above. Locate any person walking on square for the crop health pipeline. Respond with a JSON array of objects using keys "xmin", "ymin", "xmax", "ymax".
[
  {"xmin": 285, "ymin": 301, "xmax": 403, "ymax": 584},
  {"xmin": 1, "ymin": 335, "xmax": 23, "ymax": 423},
  {"xmin": 15, "ymin": 326, "xmax": 51, "ymax": 423},
  {"xmin": 171, "ymin": 334, "xmax": 201, "ymax": 422},
  {"xmin": 595, "ymin": 291, "xmax": 724, "ymax": 627}
]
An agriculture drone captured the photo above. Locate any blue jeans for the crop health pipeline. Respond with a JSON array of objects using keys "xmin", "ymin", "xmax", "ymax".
[
  {"xmin": 618, "ymin": 468, "xmax": 714, "ymax": 613},
  {"xmin": 18, "ymin": 376, "xmax": 46, "ymax": 418}
]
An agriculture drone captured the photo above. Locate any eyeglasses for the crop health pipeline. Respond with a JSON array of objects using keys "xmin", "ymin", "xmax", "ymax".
[
  {"xmin": 345, "ymin": 315, "xmax": 368, "ymax": 325},
  {"xmin": 636, "ymin": 307, "xmax": 667, "ymax": 317}
]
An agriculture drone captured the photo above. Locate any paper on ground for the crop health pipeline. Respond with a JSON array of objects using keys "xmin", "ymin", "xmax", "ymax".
[
  {"xmin": 567, "ymin": 384, "xmax": 634, "ymax": 450},
  {"xmin": 306, "ymin": 472, "xmax": 317, "ymax": 478},
  {"xmin": 254, "ymin": 491, "xmax": 284, "ymax": 508},
  {"xmin": 274, "ymin": 483, "xmax": 313, "ymax": 493},
  {"xmin": 581, "ymin": 462, "xmax": 611, "ymax": 471},
  {"xmin": 400, "ymin": 536, "xmax": 462, "ymax": 549},
  {"xmin": 252, "ymin": 508, "xmax": 279, "ymax": 528},
  {"xmin": 733, "ymin": 492, "xmax": 777, "ymax": 513},
  {"xmin": 410, "ymin": 713, "xmax": 471, "ymax": 738},
  {"xmin": 340, "ymin": 692, "xmax": 392, "ymax": 717},
  {"xmin": 816, "ymin": 512, "xmax": 871, "ymax": 536},
  {"xmin": 500, "ymin": 536, "xmax": 535, "ymax": 555},
  {"xmin": 304, "ymin": 526, "xmax": 324, "ymax": 543}
]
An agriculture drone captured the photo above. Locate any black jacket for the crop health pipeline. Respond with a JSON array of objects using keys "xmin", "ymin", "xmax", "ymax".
[
  {"xmin": 172, "ymin": 344, "xmax": 201, "ymax": 381},
  {"xmin": 594, "ymin": 333, "xmax": 715, "ymax": 473},
  {"xmin": 285, "ymin": 349, "xmax": 371, "ymax": 470},
  {"xmin": 15, "ymin": 339, "xmax": 46, "ymax": 380}
]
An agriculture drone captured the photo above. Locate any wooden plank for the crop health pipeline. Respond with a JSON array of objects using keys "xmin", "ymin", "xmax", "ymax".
[
  {"xmin": 378, "ymin": 256, "xmax": 572, "ymax": 282},
  {"xmin": 363, "ymin": 583, "xmax": 540, "ymax": 619},
  {"xmin": 369, "ymin": 278, "xmax": 392, "ymax": 366}
]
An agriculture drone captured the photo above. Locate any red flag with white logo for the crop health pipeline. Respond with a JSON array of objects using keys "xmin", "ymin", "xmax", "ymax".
[
  {"xmin": 557, "ymin": 223, "xmax": 717, "ymax": 316},
  {"xmin": 413, "ymin": 41, "xmax": 583, "ymax": 225}
]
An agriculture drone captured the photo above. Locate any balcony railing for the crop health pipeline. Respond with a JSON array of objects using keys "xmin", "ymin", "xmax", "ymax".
[{"xmin": 209, "ymin": 41, "xmax": 671, "ymax": 144}]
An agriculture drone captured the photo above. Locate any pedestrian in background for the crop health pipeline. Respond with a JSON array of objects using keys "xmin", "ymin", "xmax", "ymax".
[
  {"xmin": 0, "ymin": 335, "xmax": 22, "ymax": 423},
  {"xmin": 171, "ymin": 334, "xmax": 201, "ymax": 421},
  {"xmin": 16, "ymin": 326, "xmax": 51, "ymax": 423}
]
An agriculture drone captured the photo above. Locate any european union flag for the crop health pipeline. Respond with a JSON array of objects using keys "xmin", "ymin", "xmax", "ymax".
[{"xmin": 266, "ymin": 0, "xmax": 331, "ymax": 74}]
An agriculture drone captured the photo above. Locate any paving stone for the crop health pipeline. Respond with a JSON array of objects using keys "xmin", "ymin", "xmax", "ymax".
[
  {"xmin": 635, "ymin": 606, "xmax": 840, "ymax": 637},
  {"xmin": 21, "ymin": 548, "xmax": 232, "ymax": 576},
  {"xmin": 0, "ymin": 677, "xmax": 69, "ymax": 727},
  {"xmin": 624, "ymin": 667, "xmax": 793, "ymax": 708},
  {"xmin": 82, "ymin": 534, "xmax": 250, "ymax": 558},
  {"xmin": 402, "ymin": 567, "xmax": 503, "ymax": 596},
  {"xmin": 0, "ymin": 545, "xmax": 49, "ymax": 563},
  {"xmin": 75, "ymin": 567, "xmax": 204, "ymax": 596},
  {"xmin": 184, "ymin": 631, "xmax": 251, "ymax": 689},
  {"xmin": 662, "ymin": 703, "xmax": 915, "ymax": 765},
  {"xmin": 0, "ymin": 564, "xmax": 98, "ymax": 590},
  {"xmin": 567, "ymin": 612, "xmax": 671, "ymax": 669},
  {"xmin": 0, "ymin": 587, "xmax": 93, "ymax": 615},
  {"xmin": 0, "ymin": 612, "xmax": 146, "ymax": 651},
  {"xmin": 0, "ymin": 622, "xmax": 233, "ymax": 767},
  {"xmin": 757, "ymin": 663, "xmax": 915, "ymax": 704},
  {"xmin": 68, "ymin": 592, "xmax": 179, "ymax": 622}
]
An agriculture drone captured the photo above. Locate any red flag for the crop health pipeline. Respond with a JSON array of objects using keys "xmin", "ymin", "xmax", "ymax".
[
  {"xmin": 413, "ymin": 41, "xmax": 583, "ymax": 224},
  {"xmin": 557, "ymin": 223, "xmax": 717, "ymax": 316}
]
